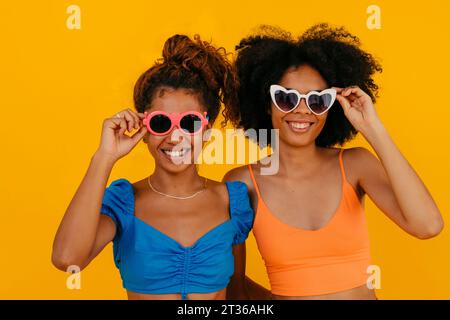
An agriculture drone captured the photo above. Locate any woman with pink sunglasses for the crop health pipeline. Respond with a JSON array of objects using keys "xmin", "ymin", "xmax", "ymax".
[
  {"xmin": 224, "ymin": 24, "xmax": 444, "ymax": 300},
  {"xmin": 52, "ymin": 34, "xmax": 254, "ymax": 300}
]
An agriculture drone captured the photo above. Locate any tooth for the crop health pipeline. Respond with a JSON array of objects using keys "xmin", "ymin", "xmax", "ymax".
[
  {"xmin": 291, "ymin": 122, "xmax": 310, "ymax": 129},
  {"xmin": 163, "ymin": 148, "xmax": 189, "ymax": 157}
]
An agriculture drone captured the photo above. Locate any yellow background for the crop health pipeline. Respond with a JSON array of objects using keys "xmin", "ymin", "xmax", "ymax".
[{"xmin": 1, "ymin": 0, "xmax": 449, "ymax": 299}]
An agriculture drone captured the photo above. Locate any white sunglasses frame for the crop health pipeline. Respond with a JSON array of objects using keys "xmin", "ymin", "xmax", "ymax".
[{"xmin": 269, "ymin": 84, "xmax": 337, "ymax": 115}]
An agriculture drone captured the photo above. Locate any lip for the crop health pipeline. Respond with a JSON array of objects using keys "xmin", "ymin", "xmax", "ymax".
[
  {"xmin": 159, "ymin": 147, "xmax": 192, "ymax": 164},
  {"xmin": 285, "ymin": 118, "xmax": 315, "ymax": 123},
  {"xmin": 286, "ymin": 120, "xmax": 315, "ymax": 133}
]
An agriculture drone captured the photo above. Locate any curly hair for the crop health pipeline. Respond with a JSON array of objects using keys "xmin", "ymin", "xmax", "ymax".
[
  {"xmin": 230, "ymin": 23, "xmax": 382, "ymax": 147},
  {"xmin": 133, "ymin": 34, "xmax": 239, "ymax": 125}
]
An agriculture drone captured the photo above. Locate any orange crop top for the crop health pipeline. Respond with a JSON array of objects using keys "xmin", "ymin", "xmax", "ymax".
[{"xmin": 249, "ymin": 148, "xmax": 372, "ymax": 297}]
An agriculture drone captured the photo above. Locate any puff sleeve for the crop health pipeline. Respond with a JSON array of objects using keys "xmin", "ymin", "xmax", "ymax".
[
  {"xmin": 226, "ymin": 181, "xmax": 255, "ymax": 245},
  {"xmin": 100, "ymin": 178, "xmax": 134, "ymax": 240}
]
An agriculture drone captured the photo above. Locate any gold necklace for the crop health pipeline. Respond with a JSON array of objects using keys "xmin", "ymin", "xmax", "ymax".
[{"xmin": 147, "ymin": 176, "xmax": 207, "ymax": 200}]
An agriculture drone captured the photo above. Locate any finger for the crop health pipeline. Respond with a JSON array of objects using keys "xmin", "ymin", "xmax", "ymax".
[
  {"xmin": 347, "ymin": 94, "xmax": 359, "ymax": 104},
  {"xmin": 351, "ymin": 96, "xmax": 363, "ymax": 108},
  {"xmin": 336, "ymin": 94, "xmax": 351, "ymax": 114},
  {"xmin": 118, "ymin": 109, "xmax": 138, "ymax": 131},
  {"xmin": 121, "ymin": 111, "xmax": 135, "ymax": 132},
  {"xmin": 126, "ymin": 109, "xmax": 141, "ymax": 129},
  {"xmin": 137, "ymin": 113, "xmax": 146, "ymax": 125},
  {"xmin": 109, "ymin": 117, "xmax": 127, "ymax": 135},
  {"xmin": 342, "ymin": 89, "xmax": 363, "ymax": 105},
  {"xmin": 350, "ymin": 89, "xmax": 373, "ymax": 107},
  {"xmin": 108, "ymin": 117, "xmax": 125, "ymax": 130},
  {"xmin": 136, "ymin": 112, "xmax": 146, "ymax": 127},
  {"xmin": 342, "ymin": 86, "xmax": 356, "ymax": 96},
  {"xmin": 344, "ymin": 86, "xmax": 368, "ymax": 99},
  {"xmin": 342, "ymin": 87, "xmax": 353, "ymax": 97},
  {"xmin": 109, "ymin": 117, "xmax": 127, "ymax": 136},
  {"xmin": 332, "ymin": 87, "xmax": 344, "ymax": 93},
  {"xmin": 113, "ymin": 111, "xmax": 123, "ymax": 119},
  {"xmin": 118, "ymin": 119, "xmax": 127, "ymax": 136},
  {"xmin": 134, "ymin": 111, "xmax": 146, "ymax": 129},
  {"xmin": 131, "ymin": 126, "xmax": 147, "ymax": 144},
  {"xmin": 350, "ymin": 100, "xmax": 363, "ymax": 110}
]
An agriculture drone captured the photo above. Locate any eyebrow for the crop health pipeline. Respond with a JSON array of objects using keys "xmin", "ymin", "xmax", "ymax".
[{"xmin": 286, "ymin": 87, "xmax": 325, "ymax": 92}]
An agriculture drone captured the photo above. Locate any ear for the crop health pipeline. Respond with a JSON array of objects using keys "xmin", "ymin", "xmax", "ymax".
[{"xmin": 142, "ymin": 132, "xmax": 148, "ymax": 144}]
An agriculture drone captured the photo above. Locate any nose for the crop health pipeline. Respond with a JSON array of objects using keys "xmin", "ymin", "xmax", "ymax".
[
  {"xmin": 167, "ymin": 127, "xmax": 185, "ymax": 144},
  {"xmin": 292, "ymin": 98, "xmax": 311, "ymax": 114}
]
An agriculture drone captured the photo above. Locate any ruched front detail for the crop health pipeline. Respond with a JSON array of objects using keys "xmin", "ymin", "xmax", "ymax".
[{"xmin": 100, "ymin": 178, "xmax": 254, "ymax": 299}]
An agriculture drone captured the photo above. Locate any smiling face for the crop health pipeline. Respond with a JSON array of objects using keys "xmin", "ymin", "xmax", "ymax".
[
  {"xmin": 271, "ymin": 64, "xmax": 330, "ymax": 148},
  {"xmin": 143, "ymin": 87, "xmax": 210, "ymax": 173}
]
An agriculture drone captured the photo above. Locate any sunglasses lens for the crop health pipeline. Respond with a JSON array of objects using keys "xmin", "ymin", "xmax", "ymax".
[
  {"xmin": 180, "ymin": 114, "xmax": 203, "ymax": 134},
  {"xmin": 274, "ymin": 90, "xmax": 299, "ymax": 112},
  {"xmin": 307, "ymin": 94, "xmax": 333, "ymax": 114},
  {"xmin": 149, "ymin": 114, "xmax": 172, "ymax": 134}
]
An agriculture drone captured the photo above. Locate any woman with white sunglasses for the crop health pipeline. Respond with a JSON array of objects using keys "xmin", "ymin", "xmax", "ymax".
[{"xmin": 224, "ymin": 24, "xmax": 443, "ymax": 300}]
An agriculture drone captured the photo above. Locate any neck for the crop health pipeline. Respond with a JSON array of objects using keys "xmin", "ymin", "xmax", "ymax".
[
  {"xmin": 276, "ymin": 139, "xmax": 323, "ymax": 175},
  {"xmin": 150, "ymin": 165, "xmax": 204, "ymax": 194}
]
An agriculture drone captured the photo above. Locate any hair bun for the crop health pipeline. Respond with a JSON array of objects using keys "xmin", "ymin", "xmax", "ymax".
[
  {"xmin": 134, "ymin": 33, "xmax": 239, "ymax": 126},
  {"xmin": 163, "ymin": 34, "xmax": 195, "ymax": 63},
  {"xmin": 161, "ymin": 34, "xmax": 208, "ymax": 72}
]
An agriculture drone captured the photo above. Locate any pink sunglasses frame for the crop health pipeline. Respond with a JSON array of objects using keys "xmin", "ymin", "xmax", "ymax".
[{"xmin": 142, "ymin": 110, "xmax": 209, "ymax": 136}]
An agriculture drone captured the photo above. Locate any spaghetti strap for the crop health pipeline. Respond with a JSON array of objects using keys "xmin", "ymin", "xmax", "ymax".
[
  {"xmin": 338, "ymin": 148, "xmax": 348, "ymax": 184},
  {"xmin": 247, "ymin": 164, "xmax": 262, "ymax": 199}
]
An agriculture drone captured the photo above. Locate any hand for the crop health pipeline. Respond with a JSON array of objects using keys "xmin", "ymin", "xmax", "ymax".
[
  {"xmin": 334, "ymin": 85, "xmax": 384, "ymax": 137},
  {"xmin": 96, "ymin": 108, "xmax": 147, "ymax": 162}
]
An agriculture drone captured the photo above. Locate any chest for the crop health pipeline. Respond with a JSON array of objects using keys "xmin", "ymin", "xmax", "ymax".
[
  {"xmin": 254, "ymin": 170, "xmax": 345, "ymax": 231},
  {"xmin": 133, "ymin": 190, "xmax": 230, "ymax": 248}
]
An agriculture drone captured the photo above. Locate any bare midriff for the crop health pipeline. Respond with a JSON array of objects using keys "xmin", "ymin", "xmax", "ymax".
[
  {"xmin": 127, "ymin": 288, "xmax": 227, "ymax": 300},
  {"xmin": 271, "ymin": 284, "xmax": 377, "ymax": 300}
]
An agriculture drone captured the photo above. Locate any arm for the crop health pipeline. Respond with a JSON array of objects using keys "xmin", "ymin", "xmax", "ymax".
[
  {"xmin": 245, "ymin": 276, "xmax": 272, "ymax": 300},
  {"xmin": 336, "ymin": 86, "xmax": 444, "ymax": 239},
  {"xmin": 227, "ymin": 243, "xmax": 272, "ymax": 300},
  {"xmin": 52, "ymin": 109, "xmax": 147, "ymax": 271},
  {"xmin": 224, "ymin": 168, "xmax": 272, "ymax": 300},
  {"xmin": 51, "ymin": 151, "xmax": 117, "ymax": 271},
  {"xmin": 227, "ymin": 243, "xmax": 249, "ymax": 299}
]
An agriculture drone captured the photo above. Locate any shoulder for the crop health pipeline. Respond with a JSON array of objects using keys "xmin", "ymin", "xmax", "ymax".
[
  {"xmin": 340, "ymin": 147, "xmax": 380, "ymax": 186},
  {"xmin": 100, "ymin": 178, "xmax": 136, "ymax": 237},
  {"xmin": 202, "ymin": 175, "xmax": 250, "ymax": 210},
  {"xmin": 102, "ymin": 178, "xmax": 135, "ymax": 216},
  {"xmin": 342, "ymin": 147, "xmax": 378, "ymax": 170},
  {"xmin": 222, "ymin": 156, "xmax": 272, "ymax": 184},
  {"xmin": 222, "ymin": 165, "xmax": 252, "ymax": 185},
  {"xmin": 207, "ymin": 178, "xmax": 249, "ymax": 203},
  {"xmin": 225, "ymin": 180, "xmax": 250, "ymax": 197},
  {"xmin": 344, "ymin": 147, "xmax": 375, "ymax": 159},
  {"xmin": 106, "ymin": 178, "xmax": 134, "ymax": 194},
  {"xmin": 205, "ymin": 178, "xmax": 229, "ymax": 204},
  {"xmin": 223, "ymin": 164, "xmax": 258, "ymax": 201}
]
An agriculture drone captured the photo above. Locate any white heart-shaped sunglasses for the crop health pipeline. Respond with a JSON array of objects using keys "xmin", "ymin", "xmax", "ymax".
[{"xmin": 269, "ymin": 84, "xmax": 337, "ymax": 115}]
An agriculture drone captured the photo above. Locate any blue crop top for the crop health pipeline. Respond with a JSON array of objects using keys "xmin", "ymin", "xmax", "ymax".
[{"xmin": 100, "ymin": 178, "xmax": 254, "ymax": 299}]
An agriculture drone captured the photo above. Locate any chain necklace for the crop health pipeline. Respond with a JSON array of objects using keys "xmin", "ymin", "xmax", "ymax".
[{"xmin": 147, "ymin": 176, "xmax": 207, "ymax": 200}]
